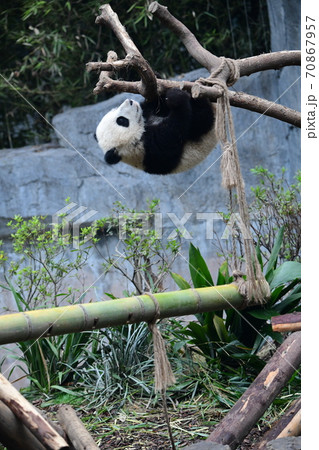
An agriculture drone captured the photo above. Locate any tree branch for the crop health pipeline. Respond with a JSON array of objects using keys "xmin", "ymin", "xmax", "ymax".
[
  {"xmin": 148, "ymin": 2, "xmax": 300, "ymax": 81},
  {"xmin": 239, "ymin": 51, "xmax": 301, "ymax": 77},
  {"xmin": 95, "ymin": 4, "xmax": 141, "ymax": 57},
  {"xmin": 94, "ymin": 4, "xmax": 157, "ymax": 100},
  {"xmin": 149, "ymin": 1, "xmax": 220, "ymax": 74},
  {"xmin": 87, "ymin": 2, "xmax": 301, "ymax": 127}
]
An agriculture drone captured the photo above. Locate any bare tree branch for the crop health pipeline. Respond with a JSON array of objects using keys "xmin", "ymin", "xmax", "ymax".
[
  {"xmin": 94, "ymin": 4, "xmax": 158, "ymax": 100},
  {"xmin": 149, "ymin": 1, "xmax": 221, "ymax": 74},
  {"xmin": 91, "ymin": 50, "xmax": 118, "ymax": 96},
  {"xmin": 87, "ymin": 2, "xmax": 301, "ymax": 127},
  {"xmin": 239, "ymin": 51, "xmax": 301, "ymax": 77},
  {"xmin": 192, "ymin": 84, "xmax": 301, "ymax": 127},
  {"xmin": 95, "ymin": 4, "xmax": 142, "ymax": 57},
  {"xmin": 148, "ymin": 2, "xmax": 300, "ymax": 81}
]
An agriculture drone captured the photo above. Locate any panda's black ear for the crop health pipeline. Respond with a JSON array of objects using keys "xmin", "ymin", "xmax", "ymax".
[{"xmin": 105, "ymin": 148, "xmax": 121, "ymax": 165}]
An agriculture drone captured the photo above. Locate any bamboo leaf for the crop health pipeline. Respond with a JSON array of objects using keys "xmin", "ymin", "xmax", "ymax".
[
  {"xmin": 216, "ymin": 261, "xmax": 230, "ymax": 285},
  {"xmin": 265, "ymin": 227, "xmax": 284, "ymax": 278},
  {"xmin": 170, "ymin": 272, "xmax": 191, "ymax": 290},
  {"xmin": 213, "ymin": 314, "xmax": 230, "ymax": 342},
  {"xmin": 189, "ymin": 243, "xmax": 214, "ymax": 288},
  {"xmin": 270, "ymin": 261, "xmax": 301, "ymax": 289}
]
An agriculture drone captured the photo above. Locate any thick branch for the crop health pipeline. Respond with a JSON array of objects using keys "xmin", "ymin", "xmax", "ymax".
[
  {"xmin": 149, "ymin": 2, "xmax": 220, "ymax": 74},
  {"xmin": 96, "ymin": 4, "xmax": 141, "ymax": 56},
  {"xmin": 207, "ymin": 332, "xmax": 301, "ymax": 449},
  {"xmin": 192, "ymin": 83, "xmax": 300, "ymax": 126},
  {"xmin": 149, "ymin": 3, "xmax": 300, "ymax": 81},
  {"xmin": 239, "ymin": 51, "xmax": 301, "ymax": 77},
  {"xmin": 87, "ymin": 67, "xmax": 300, "ymax": 127},
  {"xmin": 228, "ymin": 90, "xmax": 300, "ymax": 127},
  {"xmin": 0, "ymin": 400, "xmax": 46, "ymax": 450},
  {"xmin": 94, "ymin": 4, "xmax": 157, "ymax": 100},
  {"xmin": 88, "ymin": 3, "xmax": 301, "ymax": 127},
  {"xmin": 87, "ymin": 54, "xmax": 158, "ymax": 99},
  {"xmin": 272, "ymin": 312, "xmax": 301, "ymax": 332},
  {"xmin": 256, "ymin": 398, "xmax": 301, "ymax": 449},
  {"xmin": 0, "ymin": 374, "xmax": 69, "ymax": 449},
  {"xmin": 57, "ymin": 405, "xmax": 99, "ymax": 450}
]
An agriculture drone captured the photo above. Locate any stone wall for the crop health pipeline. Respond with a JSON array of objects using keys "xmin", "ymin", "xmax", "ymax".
[
  {"xmin": 0, "ymin": 0, "xmax": 300, "ymax": 303},
  {"xmin": 0, "ymin": 0, "xmax": 301, "ymax": 387}
]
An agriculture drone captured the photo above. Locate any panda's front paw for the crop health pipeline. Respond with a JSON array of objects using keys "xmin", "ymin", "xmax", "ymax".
[
  {"xmin": 105, "ymin": 148, "xmax": 121, "ymax": 165},
  {"xmin": 165, "ymin": 88, "xmax": 190, "ymax": 109}
]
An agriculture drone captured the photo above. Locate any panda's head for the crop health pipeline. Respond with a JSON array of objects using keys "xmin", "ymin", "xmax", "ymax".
[{"xmin": 95, "ymin": 99, "xmax": 145, "ymax": 168}]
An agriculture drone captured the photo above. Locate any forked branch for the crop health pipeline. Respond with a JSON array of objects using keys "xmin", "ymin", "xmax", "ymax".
[{"xmin": 87, "ymin": 2, "xmax": 301, "ymax": 127}]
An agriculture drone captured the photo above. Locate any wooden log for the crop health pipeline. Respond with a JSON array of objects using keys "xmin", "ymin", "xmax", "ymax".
[
  {"xmin": 271, "ymin": 312, "xmax": 301, "ymax": 332},
  {"xmin": 256, "ymin": 398, "xmax": 301, "ymax": 449},
  {"xmin": 0, "ymin": 400, "xmax": 46, "ymax": 450},
  {"xmin": 57, "ymin": 405, "xmax": 99, "ymax": 450},
  {"xmin": 207, "ymin": 332, "xmax": 301, "ymax": 449},
  {"xmin": 0, "ymin": 373, "xmax": 69, "ymax": 449},
  {"xmin": 277, "ymin": 409, "xmax": 301, "ymax": 438}
]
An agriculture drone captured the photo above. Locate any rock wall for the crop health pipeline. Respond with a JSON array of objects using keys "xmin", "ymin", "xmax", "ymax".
[
  {"xmin": 0, "ymin": 0, "xmax": 300, "ymax": 302},
  {"xmin": 0, "ymin": 0, "xmax": 301, "ymax": 387}
]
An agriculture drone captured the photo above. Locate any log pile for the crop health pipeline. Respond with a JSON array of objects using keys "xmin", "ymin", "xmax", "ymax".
[
  {"xmin": 206, "ymin": 331, "xmax": 301, "ymax": 449},
  {"xmin": 0, "ymin": 374, "xmax": 98, "ymax": 450},
  {"xmin": 185, "ymin": 328, "xmax": 301, "ymax": 450}
]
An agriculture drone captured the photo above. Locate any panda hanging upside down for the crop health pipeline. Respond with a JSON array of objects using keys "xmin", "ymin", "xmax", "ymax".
[{"xmin": 94, "ymin": 88, "xmax": 218, "ymax": 175}]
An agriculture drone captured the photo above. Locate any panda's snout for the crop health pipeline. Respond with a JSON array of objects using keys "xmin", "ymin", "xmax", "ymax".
[
  {"xmin": 124, "ymin": 99, "xmax": 134, "ymax": 107},
  {"xmin": 93, "ymin": 132, "xmax": 97, "ymax": 141}
]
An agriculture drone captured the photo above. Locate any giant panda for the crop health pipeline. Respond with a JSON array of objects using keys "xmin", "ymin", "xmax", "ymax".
[{"xmin": 94, "ymin": 88, "xmax": 218, "ymax": 175}]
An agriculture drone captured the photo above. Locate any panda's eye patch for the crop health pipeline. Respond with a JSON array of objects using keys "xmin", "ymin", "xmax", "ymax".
[{"xmin": 116, "ymin": 116, "xmax": 129, "ymax": 127}]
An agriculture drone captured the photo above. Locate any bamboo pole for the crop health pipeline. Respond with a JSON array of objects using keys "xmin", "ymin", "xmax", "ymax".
[{"xmin": 0, "ymin": 285, "xmax": 244, "ymax": 345}]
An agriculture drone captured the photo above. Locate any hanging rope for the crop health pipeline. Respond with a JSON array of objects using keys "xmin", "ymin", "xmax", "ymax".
[
  {"xmin": 198, "ymin": 58, "xmax": 270, "ymax": 304},
  {"xmin": 145, "ymin": 292, "xmax": 176, "ymax": 391},
  {"xmin": 145, "ymin": 292, "xmax": 176, "ymax": 450}
]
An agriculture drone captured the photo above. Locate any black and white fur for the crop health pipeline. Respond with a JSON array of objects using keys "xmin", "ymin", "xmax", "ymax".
[{"xmin": 95, "ymin": 88, "xmax": 217, "ymax": 175}]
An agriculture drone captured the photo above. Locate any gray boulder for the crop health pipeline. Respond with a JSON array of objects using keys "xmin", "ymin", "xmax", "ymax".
[{"xmin": 266, "ymin": 436, "xmax": 301, "ymax": 450}]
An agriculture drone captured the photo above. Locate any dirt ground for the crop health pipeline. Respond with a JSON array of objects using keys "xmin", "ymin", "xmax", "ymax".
[{"xmin": 31, "ymin": 398, "xmax": 272, "ymax": 449}]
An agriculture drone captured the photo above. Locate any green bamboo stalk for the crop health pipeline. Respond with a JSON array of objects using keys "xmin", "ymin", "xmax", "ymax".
[{"xmin": 0, "ymin": 285, "xmax": 244, "ymax": 345}]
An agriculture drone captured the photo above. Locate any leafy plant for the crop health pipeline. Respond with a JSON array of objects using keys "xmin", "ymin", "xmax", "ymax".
[
  {"xmin": 79, "ymin": 322, "xmax": 154, "ymax": 407},
  {"xmin": 5, "ymin": 214, "xmax": 90, "ymax": 309},
  {"xmin": 170, "ymin": 231, "xmax": 300, "ymax": 372},
  {"xmin": 250, "ymin": 167, "xmax": 301, "ymax": 262},
  {"xmin": 1, "ymin": 280, "xmax": 97, "ymax": 393},
  {"xmin": 86, "ymin": 199, "xmax": 181, "ymax": 296},
  {"xmin": 1, "ymin": 210, "xmax": 96, "ymax": 392}
]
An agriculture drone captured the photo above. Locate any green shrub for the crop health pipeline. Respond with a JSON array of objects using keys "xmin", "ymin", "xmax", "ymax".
[
  {"xmin": 170, "ymin": 233, "xmax": 300, "ymax": 372},
  {"xmin": 250, "ymin": 167, "xmax": 301, "ymax": 262}
]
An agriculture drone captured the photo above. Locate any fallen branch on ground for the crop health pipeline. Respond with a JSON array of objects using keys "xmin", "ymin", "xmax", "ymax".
[{"xmin": 206, "ymin": 332, "xmax": 301, "ymax": 449}]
